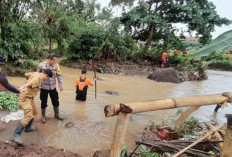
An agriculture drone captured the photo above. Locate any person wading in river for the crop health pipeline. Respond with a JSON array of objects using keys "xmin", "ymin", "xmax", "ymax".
[
  {"xmin": 75, "ymin": 69, "xmax": 96, "ymax": 101},
  {"xmin": 0, "ymin": 55, "xmax": 20, "ymax": 94},
  {"xmin": 37, "ymin": 54, "xmax": 63, "ymax": 123},
  {"xmin": 13, "ymin": 69, "xmax": 53, "ymax": 144}
]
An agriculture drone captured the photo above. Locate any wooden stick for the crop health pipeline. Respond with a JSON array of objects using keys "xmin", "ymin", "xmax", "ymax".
[
  {"xmin": 104, "ymin": 93, "xmax": 232, "ymax": 117},
  {"xmin": 174, "ymin": 106, "xmax": 200, "ymax": 130},
  {"xmin": 173, "ymin": 124, "xmax": 225, "ymax": 157},
  {"xmin": 221, "ymin": 114, "xmax": 232, "ymax": 157},
  {"xmin": 109, "ymin": 112, "xmax": 130, "ymax": 157},
  {"xmin": 94, "ymin": 69, "xmax": 97, "ymax": 99}
]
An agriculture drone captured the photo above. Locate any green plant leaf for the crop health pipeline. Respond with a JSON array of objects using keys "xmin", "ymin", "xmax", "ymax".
[{"xmin": 195, "ymin": 30, "xmax": 232, "ymax": 57}]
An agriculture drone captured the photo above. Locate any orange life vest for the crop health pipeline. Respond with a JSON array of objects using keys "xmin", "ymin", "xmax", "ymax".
[{"xmin": 226, "ymin": 54, "xmax": 231, "ymax": 60}]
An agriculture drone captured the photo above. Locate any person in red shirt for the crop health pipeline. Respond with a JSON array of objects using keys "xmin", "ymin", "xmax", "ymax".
[
  {"xmin": 75, "ymin": 69, "xmax": 96, "ymax": 101},
  {"xmin": 161, "ymin": 50, "xmax": 169, "ymax": 68}
]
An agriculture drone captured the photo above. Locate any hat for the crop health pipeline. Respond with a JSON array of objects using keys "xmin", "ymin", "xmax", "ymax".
[{"xmin": 0, "ymin": 55, "xmax": 6, "ymax": 65}]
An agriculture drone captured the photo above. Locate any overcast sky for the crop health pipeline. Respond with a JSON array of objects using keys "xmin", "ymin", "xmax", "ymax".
[{"xmin": 97, "ymin": 0, "xmax": 232, "ymax": 39}]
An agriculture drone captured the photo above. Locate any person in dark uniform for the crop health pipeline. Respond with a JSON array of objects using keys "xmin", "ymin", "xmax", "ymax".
[{"xmin": 0, "ymin": 55, "xmax": 19, "ymax": 94}]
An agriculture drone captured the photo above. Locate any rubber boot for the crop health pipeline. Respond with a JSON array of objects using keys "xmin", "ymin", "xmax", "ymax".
[
  {"xmin": 13, "ymin": 123, "xmax": 25, "ymax": 144},
  {"xmin": 24, "ymin": 119, "xmax": 36, "ymax": 132},
  {"xmin": 53, "ymin": 106, "xmax": 64, "ymax": 120},
  {"xmin": 41, "ymin": 108, "xmax": 47, "ymax": 123}
]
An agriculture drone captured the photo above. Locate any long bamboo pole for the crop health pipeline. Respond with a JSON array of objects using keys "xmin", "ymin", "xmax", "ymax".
[
  {"xmin": 221, "ymin": 114, "xmax": 232, "ymax": 157},
  {"xmin": 105, "ymin": 93, "xmax": 232, "ymax": 117},
  {"xmin": 109, "ymin": 112, "xmax": 130, "ymax": 157},
  {"xmin": 173, "ymin": 124, "xmax": 225, "ymax": 157}
]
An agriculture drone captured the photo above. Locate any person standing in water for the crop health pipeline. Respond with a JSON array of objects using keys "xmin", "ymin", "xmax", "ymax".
[
  {"xmin": 37, "ymin": 54, "xmax": 63, "ymax": 123},
  {"xmin": 75, "ymin": 69, "xmax": 96, "ymax": 101}
]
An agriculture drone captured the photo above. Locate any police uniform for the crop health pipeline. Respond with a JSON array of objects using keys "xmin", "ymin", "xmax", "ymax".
[{"xmin": 37, "ymin": 61, "xmax": 63, "ymax": 122}]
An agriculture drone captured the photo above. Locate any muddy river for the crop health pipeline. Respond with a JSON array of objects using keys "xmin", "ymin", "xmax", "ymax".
[{"xmin": 1, "ymin": 67, "xmax": 232, "ymax": 156}]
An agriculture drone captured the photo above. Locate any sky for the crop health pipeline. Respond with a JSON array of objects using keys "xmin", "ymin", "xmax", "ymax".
[{"xmin": 97, "ymin": 0, "xmax": 232, "ymax": 39}]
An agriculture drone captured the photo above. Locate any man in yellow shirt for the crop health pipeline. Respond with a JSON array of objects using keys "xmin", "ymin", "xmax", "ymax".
[{"xmin": 13, "ymin": 69, "xmax": 53, "ymax": 144}]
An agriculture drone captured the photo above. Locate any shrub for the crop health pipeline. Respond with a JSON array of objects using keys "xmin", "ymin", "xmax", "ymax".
[
  {"xmin": 0, "ymin": 92, "xmax": 18, "ymax": 111},
  {"xmin": 67, "ymin": 24, "xmax": 105, "ymax": 60}
]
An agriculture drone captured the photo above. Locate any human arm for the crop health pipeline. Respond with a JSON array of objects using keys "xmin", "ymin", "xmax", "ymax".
[
  {"xmin": 56, "ymin": 64, "xmax": 63, "ymax": 92},
  {"xmin": 18, "ymin": 77, "xmax": 39, "ymax": 92},
  {"xmin": 37, "ymin": 63, "xmax": 42, "ymax": 73},
  {"xmin": 0, "ymin": 75, "xmax": 19, "ymax": 93}
]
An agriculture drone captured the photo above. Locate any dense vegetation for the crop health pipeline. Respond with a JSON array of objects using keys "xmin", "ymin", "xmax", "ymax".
[{"xmin": 0, "ymin": 0, "xmax": 231, "ymax": 72}]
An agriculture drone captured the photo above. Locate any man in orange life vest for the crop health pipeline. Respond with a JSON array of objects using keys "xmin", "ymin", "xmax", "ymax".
[
  {"xmin": 161, "ymin": 50, "xmax": 169, "ymax": 68},
  {"xmin": 0, "ymin": 55, "xmax": 20, "ymax": 94},
  {"xmin": 174, "ymin": 49, "xmax": 179, "ymax": 56},
  {"xmin": 75, "ymin": 69, "xmax": 96, "ymax": 101},
  {"xmin": 225, "ymin": 52, "xmax": 231, "ymax": 60}
]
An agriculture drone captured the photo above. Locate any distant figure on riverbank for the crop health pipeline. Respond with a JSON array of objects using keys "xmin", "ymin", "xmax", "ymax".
[
  {"xmin": 161, "ymin": 50, "xmax": 169, "ymax": 68},
  {"xmin": 182, "ymin": 48, "xmax": 188, "ymax": 57},
  {"xmin": 225, "ymin": 52, "xmax": 231, "ymax": 60},
  {"xmin": 174, "ymin": 49, "xmax": 179, "ymax": 56},
  {"xmin": 75, "ymin": 69, "xmax": 96, "ymax": 101}
]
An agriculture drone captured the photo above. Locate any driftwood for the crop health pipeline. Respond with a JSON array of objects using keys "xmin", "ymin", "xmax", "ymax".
[
  {"xmin": 173, "ymin": 124, "xmax": 225, "ymax": 157},
  {"xmin": 132, "ymin": 140, "xmax": 223, "ymax": 157}
]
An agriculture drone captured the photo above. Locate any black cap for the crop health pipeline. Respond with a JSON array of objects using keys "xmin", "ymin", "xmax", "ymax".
[
  {"xmin": 43, "ymin": 69, "xmax": 53, "ymax": 78},
  {"xmin": 0, "ymin": 55, "xmax": 6, "ymax": 65},
  {"xmin": 82, "ymin": 69, "xmax": 87, "ymax": 74}
]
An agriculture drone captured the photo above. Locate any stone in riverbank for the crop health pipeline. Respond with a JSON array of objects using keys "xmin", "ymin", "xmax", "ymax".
[
  {"xmin": 93, "ymin": 150, "xmax": 110, "ymax": 157},
  {"xmin": 147, "ymin": 68, "xmax": 184, "ymax": 83}
]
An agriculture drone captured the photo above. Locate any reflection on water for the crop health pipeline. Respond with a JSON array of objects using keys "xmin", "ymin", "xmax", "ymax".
[{"xmin": 0, "ymin": 68, "xmax": 231, "ymax": 156}]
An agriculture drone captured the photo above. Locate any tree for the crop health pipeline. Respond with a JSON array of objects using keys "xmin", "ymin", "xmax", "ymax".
[
  {"xmin": 117, "ymin": 0, "xmax": 231, "ymax": 49},
  {"xmin": 0, "ymin": 0, "xmax": 36, "ymax": 60}
]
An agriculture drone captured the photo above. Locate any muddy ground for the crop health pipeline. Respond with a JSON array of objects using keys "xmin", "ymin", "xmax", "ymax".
[
  {"xmin": 0, "ymin": 121, "xmax": 82, "ymax": 157},
  {"xmin": 0, "ymin": 141, "xmax": 82, "ymax": 157}
]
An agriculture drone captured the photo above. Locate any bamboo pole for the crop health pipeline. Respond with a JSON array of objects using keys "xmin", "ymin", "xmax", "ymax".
[
  {"xmin": 105, "ymin": 93, "xmax": 232, "ymax": 117},
  {"xmin": 173, "ymin": 124, "xmax": 225, "ymax": 157},
  {"xmin": 174, "ymin": 106, "xmax": 200, "ymax": 130},
  {"xmin": 221, "ymin": 114, "xmax": 232, "ymax": 157},
  {"xmin": 110, "ymin": 112, "xmax": 130, "ymax": 157}
]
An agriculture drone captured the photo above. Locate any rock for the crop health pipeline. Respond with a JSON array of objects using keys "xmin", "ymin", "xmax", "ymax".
[
  {"xmin": 105, "ymin": 91, "xmax": 119, "ymax": 96},
  {"xmin": 65, "ymin": 121, "xmax": 75, "ymax": 128},
  {"xmin": 93, "ymin": 150, "xmax": 110, "ymax": 157},
  {"xmin": 147, "ymin": 68, "xmax": 182, "ymax": 83}
]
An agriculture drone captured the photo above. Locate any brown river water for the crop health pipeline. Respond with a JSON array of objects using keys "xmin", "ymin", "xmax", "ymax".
[{"xmin": 1, "ymin": 66, "xmax": 232, "ymax": 157}]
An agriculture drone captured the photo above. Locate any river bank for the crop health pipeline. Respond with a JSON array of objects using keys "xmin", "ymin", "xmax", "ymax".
[{"xmin": 61, "ymin": 60, "xmax": 206, "ymax": 83}]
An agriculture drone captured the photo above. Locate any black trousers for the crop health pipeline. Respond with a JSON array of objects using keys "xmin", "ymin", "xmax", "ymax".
[
  {"xmin": 40, "ymin": 88, "xmax": 59, "ymax": 109},
  {"xmin": 76, "ymin": 88, "xmax": 87, "ymax": 101}
]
